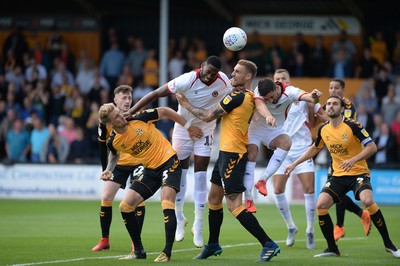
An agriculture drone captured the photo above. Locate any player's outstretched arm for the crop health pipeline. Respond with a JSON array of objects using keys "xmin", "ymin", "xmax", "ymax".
[
  {"xmin": 176, "ymin": 93, "xmax": 226, "ymax": 122},
  {"xmin": 125, "ymin": 84, "xmax": 170, "ymax": 117},
  {"xmin": 285, "ymin": 145, "xmax": 321, "ymax": 175},
  {"xmin": 255, "ymin": 98, "xmax": 276, "ymax": 126},
  {"xmin": 157, "ymin": 106, "xmax": 203, "ymax": 139}
]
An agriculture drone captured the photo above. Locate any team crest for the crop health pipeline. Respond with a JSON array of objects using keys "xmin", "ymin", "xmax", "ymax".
[
  {"xmin": 212, "ymin": 90, "xmax": 218, "ymax": 97},
  {"xmin": 344, "ymin": 109, "xmax": 352, "ymax": 118},
  {"xmin": 342, "ymin": 134, "xmax": 348, "ymax": 141},
  {"xmin": 136, "ymin": 128, "xmax": 144, "ymax": 136},
  {"xmin": 361, "ymin": 129, "xmax": 369, "ymax": 137},
  {"xmin": 223, "ymin": 95, "xmax": 232, "ymax": 105}
]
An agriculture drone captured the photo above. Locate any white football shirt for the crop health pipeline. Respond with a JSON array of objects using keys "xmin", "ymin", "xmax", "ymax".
[
  {"xmin": 253, "ymin": 84, "xmax": 307, "ymax": 128},
  {"xmin": 167, "ymin": 69, "xmax": 232, "ymax": 130}
]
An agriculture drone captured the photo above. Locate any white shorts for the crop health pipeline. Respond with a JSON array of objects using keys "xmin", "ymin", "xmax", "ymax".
[
  {"xmin": 248, "ymin": 123, "xmax": 287, "ymax": 149},
  {"xmin": 172, "ymin": 123, "xmax": 215, "ymax": 160},
  {"xmin": 275, "ymin": 148, "xmax": 315, "ymax": 175}
]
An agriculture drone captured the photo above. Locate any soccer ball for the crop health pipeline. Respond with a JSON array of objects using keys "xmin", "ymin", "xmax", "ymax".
[{"xmin": 223, "ymin": 27, "xmax": 247, "ymax": 51}]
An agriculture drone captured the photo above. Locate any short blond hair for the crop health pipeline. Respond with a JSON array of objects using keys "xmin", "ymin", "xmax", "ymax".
[{"xmin": 98, "ymin": 103, "xmax": 116, "ymax": 124}]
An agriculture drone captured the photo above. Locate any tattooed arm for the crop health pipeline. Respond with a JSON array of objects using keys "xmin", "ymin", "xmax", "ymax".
[
  {"xmin": 100, "ymin": 152, "xmax": 120, "ymax": 181},
  {"xmin": 176, "ymin": 93, "xmax": 227, "ymax": 122}
]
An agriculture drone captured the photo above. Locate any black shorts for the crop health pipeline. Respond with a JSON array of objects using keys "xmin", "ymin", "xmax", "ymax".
[
  {"xmin": 130, "ymin": 155, "xmax": 181, "ymax": 201},
  {"xmin": 322, "ymin": 174, "xmax": 372, "ymax": 204},
  {"xmin": 210, "ymin": 151, "xmax": 247, "ymax": 195},
  {"xmin": 111, "ymin": 164, "xmax": 144, "ymax": 189}
]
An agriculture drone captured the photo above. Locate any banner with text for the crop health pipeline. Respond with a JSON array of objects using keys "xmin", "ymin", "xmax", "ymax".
[{"xmin": 240, "ymin": 15, "xmax": 361, "ymax": 35}]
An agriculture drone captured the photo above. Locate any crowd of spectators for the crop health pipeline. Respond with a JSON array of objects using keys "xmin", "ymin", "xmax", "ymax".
[{"xmin": 1, "ymin": 26, "xmax": 400, "ymax": 167}]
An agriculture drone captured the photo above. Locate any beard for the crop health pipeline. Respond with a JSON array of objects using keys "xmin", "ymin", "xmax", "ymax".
[{"xmin": 327, "ymin": 109, "xmax": 341, "ymax": 118}]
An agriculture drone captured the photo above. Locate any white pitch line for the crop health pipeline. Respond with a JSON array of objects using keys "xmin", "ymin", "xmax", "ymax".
[{"xmin": 8, "ymin": 237, "xmax": 368, "ymax": 266}]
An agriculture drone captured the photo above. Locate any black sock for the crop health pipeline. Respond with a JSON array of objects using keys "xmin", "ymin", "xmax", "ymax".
[
  {"xmin": 135, "ymin": 205, "xmax": 146, "ymax": 235},
  {"xmin": 208, "ymin": 208, "xmax": 223, "ymax": 244},
  {"xmin": 371, "ymin": 209, "xmax": 395, "ymax": 249},
  {"xmin": 318, "ymin": 213, "xmax": 338, "ymax": 252},
  {"xmin": 335, "ymin": 201, "xmax": 345, "ymax": 227},
  {"xmin": 344, "ymin": 196, "xmax": 363, "ymax": 217},
  {"xmin": 236, "ymin": 210, "xmax": 270, "ymax": 245},
  {"xmin": 100, "ymin": 206, "xmax": 112, "ymax": 238},
  {"xmin": 121, "ymin": 211, "xmax": 144, "ymax": 251},
  {"xmin": 162, "ymin": 209, "xmax": 176, "ymax": 258}
]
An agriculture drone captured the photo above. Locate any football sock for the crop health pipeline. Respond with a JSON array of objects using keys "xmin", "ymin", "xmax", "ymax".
[
  {"xmin": 261, "ymin": 148, "xmax": 289, "ymax": 181},
  {"xmin": 100, "ymin": 201, "xmax": 112, "ymax": 238},
  {"xmin": 120, "ymin": 201, "xmax": 144, "ymax": 251},
  {"xmin": 369, "ymin": 205, "xmax": 394, "ymax": 248},
  {"xmin": 235, "ymin": 207, "xmax": 271, "ymax": 245},
  {"xmin": 135, "ymin": 204, "xmax": 146, "ymax": 235},
  {"xmin": 162, "ymin": 208, "xmax": 176, "ymax": 258},
  {"xmin": 244, "ymin": 161, "xmax": 256, "ymax": 200},
  {"xmin": 344, "ymin": 195, "xmax": 363, "ymax": 217},
  {"xmin": 304, "ymin": 193, "xmax": 316, "ymax": 232},
  {"xmin": 175, "ymin": 169, "xmax": 188, "ymax": 223},
  {"xmin": 208, "ymin": 204, "xmax": 223, "ymax": 244},
  {"xmin": 317, "ymin": 210, "xmax": 337, "ymax": 251},
  {"xmin": 275, "ymin": 193, "xmax": 295, "ymax": 229}
]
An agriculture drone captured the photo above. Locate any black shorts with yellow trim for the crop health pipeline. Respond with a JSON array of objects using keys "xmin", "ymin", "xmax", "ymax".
[
  {"xmin": 111, "ymin": 164, "xmax": 143, "ymax": 189},
  {"xmin": 321, "ymin": 173, "xmax": 372, "ymax": 204},
  {"xmin": 130, "ymin": 155, "xmax": 181, "ymax": 201},
  {"xmin": 211, "ymin": 151, "xmax": 247, "ymax": 195}
]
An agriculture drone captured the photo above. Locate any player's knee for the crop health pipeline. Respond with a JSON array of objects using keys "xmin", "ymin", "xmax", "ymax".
[
  {"xmin": 119, "ymin": 201, "xmax": 135, "ymax": 213},
  {"xmin": 361, "ymin": 197, "xmax": 374, "ymax": 208},
  {"xmin": 247, "ymin": 148, "xmax": 258, "ymax": 162}
]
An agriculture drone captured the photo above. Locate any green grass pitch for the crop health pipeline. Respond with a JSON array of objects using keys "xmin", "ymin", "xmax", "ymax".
[{"xmin": 1, "ymin": 200, "xmax": 399, "ymax": 265}]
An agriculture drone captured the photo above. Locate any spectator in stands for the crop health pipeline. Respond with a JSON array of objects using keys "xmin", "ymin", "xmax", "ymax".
[
  {"xmin": 30, "ymin": 81, "xmax": 49, "ymax": 121},
  {"xmin": 392, "ymin": 32, "xmax": 400, "ymax": 75},
  {"xmin": 372, "ymin": 122, "xmax": 397, "ymax": 165},
  {"xmin": 100, "ymin": 41, "xmax": 125, "ymax": 92},
  {"xmin": 329, "ymin": 46, "xmax": 353, "ymax": 78},
  {"xmin": 25, "ymin": 56, "xmax": 48, "ymax": 84},
  {"xmin": 356, "ymin": 103, "xmax": 375, "ymax": 134},
  {"xmin": 168, "ymin": 49, "xmax": 186, "ymax": 80},
  {"xmin": 4, "ymin": 90, "xmax": 21, "ymax": 115},
  {"xmin": 356, "ymin": 82, "xmax": 378, "ymax": 115},
  {"xmin": 117, "ymin": 64, "xmax": 134, "ymax": 87},
  {"xmin": 47, "ymin": 26, "xmax": 64, "ymax": 65},
  {"xmin": 67, "ymin": 126, "xmax": 90, "ymax": 163},
  {"xmin": 126, "ymin": 37, "xmax": 148, "ymax": 85},
  {"xmin": 5, "ymin": 65, "xmax": 25, "ymax": 98},
  {"xmin": 47, "ymin": 85, "xmax": 66, "ymax": 126},
  {"xmin": 240, "ymin": 31, "xmax": 265, "ymax": 75},
  {"xmin": 0, "ymin": 107, "xmax": 16, "ymax": 160},
  {"xmin": 40, "ymin": 123, "xmax": 69, "ymax": 163},
  {"xmin": 132, "ymin": 79, "xmax": 154, "ymax": 109},
  {"xmin": 2, "ymin": 26, "xmax": 29, "ymax": 67},
  {"xmin": 370, "ymin": 31, "xmax": 388, "ymax": 66},
  {"xmin": 5, "ymin": 118, "xmax": 30, "ymax": 162},
  {"xmin": 30, "ymin": 116, "xmax": 49, "ymax": 163},
  {"xmin": 75, "ymin": 48, "xmax": 96, "ymax": 75},
  {"xmin": 75, "ymin": 58, "xmax": 95, "ymax": 96},
  {"xmin": 286, "ymin": 33, "xmax": 309, "ymax": 77},
  {"xmin": 381, "ymin": 85, "xmax": 400, "ymax": 125},
  {"xmin": 372, "ymin": 113, "xmax": 384, "ymax": 139},
  {"xmin": 355, "ymin": 47, "xmax": 379, "ymax": 79},
  {"xmin": 193, "ymin": 37, "xmax": 208, "ymax": 63},
  {"xmin": 263, "ymin": 36, "xmax": 286, "ymax": 75},
  {"xmin": 308, "ymin": 35, "xmax": 329, "ymax": 77},
  {"xmin": 85, "ymin": 101, "xmax": 100, "ymax": 159},
  {"xmin": 143, "ymin": 49, "xmax": 159, "ymax": 89},
  {"xmin": 51, "ymin": 61, "xmax": 75, "ymax": 90},
  {"xmin": 59, "ymin": 42, "xmax": 75, "ymax": 73},
  {"xmin": 69, "ymin": 95, "xmax": 89, "ymax": 128},
  {"xmin": 20, "ymin": 96, "xmax": 43, "ymax": 123},
  {"xmin": 390, "ymin": 110, "xmax": 400, "ymax": 161},
  {"xmin": 331, "ymin": 30, "xmax": 357, "ymax": 70},
  {"xmin": 374, "ymin": 67, "xmax": 392, "ymax": 112},
  {"xmin": 58, "ymin": 116, "xmax": 78, "ymax": 144}
]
